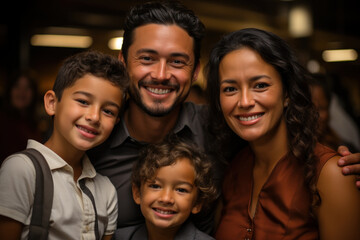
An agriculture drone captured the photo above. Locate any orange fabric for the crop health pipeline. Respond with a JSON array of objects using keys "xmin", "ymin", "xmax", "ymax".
[{"xmin": 215, "ymin": 143, "xmax": 337, "ymax": 240}]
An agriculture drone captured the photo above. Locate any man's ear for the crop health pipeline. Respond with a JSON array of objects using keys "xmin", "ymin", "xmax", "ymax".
[
  {"xmin": 192, "ymin": 62, "xmax": 201, "ymax": 84},
  {"xmin": 132, "ymin": 184, "xmax": 141, "ymax": 205},
  {"xmin": 44, "ymin": 90, "xmax": 57, "ymax": 116},
  {"xmin": 191, "ymin": 201, "xmax": 203, "ymax": 214},
  {"xmin": 118, "ymin": 50, "xmax": 126, "ymax": 65}
]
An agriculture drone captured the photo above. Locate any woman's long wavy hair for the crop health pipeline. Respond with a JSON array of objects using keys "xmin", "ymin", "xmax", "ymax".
[{"xmin": 205, "ymin": 28, "xmax": 320, "ymax": 211}]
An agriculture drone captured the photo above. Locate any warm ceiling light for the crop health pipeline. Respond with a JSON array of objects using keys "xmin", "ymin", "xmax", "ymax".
[
  {"xmin": 288, "ymin": 6, "xmax": 313, "ymax": 38},
  {"xmin": 108, "ymin": 37, "xmax": 123, "ymax": 50},
  {"xmin": 322, "ymin": 49, "xmax": 358, "ymax": 62},
  {"xmin": 30, "ymin": 34, "xmax": 92, "ymax": 48}
]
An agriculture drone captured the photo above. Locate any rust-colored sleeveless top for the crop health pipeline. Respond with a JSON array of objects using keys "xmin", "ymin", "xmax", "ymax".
[{"xmin": 215, "ymin": 143, "xmax": 337, "ymax": 240}]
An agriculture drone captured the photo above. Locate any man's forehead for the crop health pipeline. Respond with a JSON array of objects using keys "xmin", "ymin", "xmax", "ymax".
[{"xmin": 131, "ymin": 24, "xmax": 194, "ymax": 52}]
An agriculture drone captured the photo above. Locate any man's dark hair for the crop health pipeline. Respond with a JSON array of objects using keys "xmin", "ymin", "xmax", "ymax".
[{"xmin": 121, "ymin": 0, "xmax": 205, "ymax": 69}]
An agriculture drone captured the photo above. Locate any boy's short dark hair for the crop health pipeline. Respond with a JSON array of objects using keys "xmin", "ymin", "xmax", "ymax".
[
  {"xmin": 121, "ymin": 0, "xmax": 205, "ymax": 69},
  {"xmin": 132, "ymin": 135, "xmax": 218, "ymax": 210},
  {"xmin": 53, "ymin": 50, "xmax": 128, "ymax": 101}
]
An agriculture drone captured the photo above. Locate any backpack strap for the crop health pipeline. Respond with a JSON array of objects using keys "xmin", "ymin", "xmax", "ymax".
[
  {"xmin": 79, "ymin": 179, "xmax": 100, "ymax": 240},
  {"xmin": 20, "ymin": 148, "xmax": 54, "ymax": 240}
]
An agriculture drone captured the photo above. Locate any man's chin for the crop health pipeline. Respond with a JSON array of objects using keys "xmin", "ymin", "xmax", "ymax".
[{"xmin": 142, "ymin": 106, "xmax": 173, "ymax": 117}]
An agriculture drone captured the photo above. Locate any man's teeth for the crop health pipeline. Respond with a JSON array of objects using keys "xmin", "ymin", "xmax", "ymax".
[
  {"xmin": 155, "ymin": 209, "xmax": 175, "ymax": 214},
  {"xmin": 238, "ymin": 114, "xmax": 263, "ymax": 121},
  {"xmin": 147, "ymin": 87, "xmax": 171, "ymax": 94}
]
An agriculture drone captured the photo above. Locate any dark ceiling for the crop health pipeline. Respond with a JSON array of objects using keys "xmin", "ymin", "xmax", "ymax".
[{"xmin": 1, "ymin": 0, "xmax": 359, "ymax": 120}]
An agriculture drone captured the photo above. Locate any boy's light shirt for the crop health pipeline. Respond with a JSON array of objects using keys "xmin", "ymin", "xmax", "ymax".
[{"xmin": 0, "ymin": 139, "xmax": 118, "ymax": 240}]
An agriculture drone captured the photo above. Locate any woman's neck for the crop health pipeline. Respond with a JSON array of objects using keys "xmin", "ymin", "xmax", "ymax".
[{"xmin": 250, "ymin": 117, "xmax": 289, "ymax": 170}]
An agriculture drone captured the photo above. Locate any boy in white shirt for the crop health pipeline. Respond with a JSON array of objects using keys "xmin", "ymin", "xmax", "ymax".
[{"xmin": 0, "ymin": 50, "xmax": 128, "ymax": 240}]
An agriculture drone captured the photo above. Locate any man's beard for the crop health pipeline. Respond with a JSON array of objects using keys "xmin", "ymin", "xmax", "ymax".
[{"xmin": 128, "ymin": 81, "xmax": 189, "ymax": 117}]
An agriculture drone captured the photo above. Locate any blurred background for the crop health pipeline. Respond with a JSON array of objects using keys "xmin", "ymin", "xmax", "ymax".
[{"xmin": 0, "ymin": 0, "xmax": 359, "ymax": 153}]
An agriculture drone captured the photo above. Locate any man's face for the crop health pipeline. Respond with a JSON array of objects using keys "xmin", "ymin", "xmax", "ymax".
[{"xmin": 123, "ymin": 24, "xmax": 198, "ymax": 117}]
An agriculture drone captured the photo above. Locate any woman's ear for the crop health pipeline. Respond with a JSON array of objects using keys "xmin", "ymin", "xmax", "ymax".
[
  {"xmin": 132, "ymin": 184, "xmax": 141, "ymax": 205},
  {"xmin": 44, "ymin": 90, "xmax": 57, "ymax": 116}
]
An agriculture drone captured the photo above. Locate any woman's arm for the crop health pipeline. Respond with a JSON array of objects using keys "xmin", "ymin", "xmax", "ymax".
[
  {"xmin": 317, "ymin": 155, "xmax": 360, "ymax": 240},
  {"xmin": 0, "ymin": 215, "xmax": 23, "ymax": 240}
]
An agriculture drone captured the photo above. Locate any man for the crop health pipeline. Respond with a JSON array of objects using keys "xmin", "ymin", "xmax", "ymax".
[{"xmin": 88, "ymin": 0, "xmax": 360, "ymax": 236}]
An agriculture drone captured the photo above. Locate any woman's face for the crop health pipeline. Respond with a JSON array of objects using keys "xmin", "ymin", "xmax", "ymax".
[{"xmin": 219, "ymin": 47, "xmax": 288, "ymax": 144}]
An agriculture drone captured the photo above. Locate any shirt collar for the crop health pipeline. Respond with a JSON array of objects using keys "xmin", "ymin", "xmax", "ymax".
[
  {"xmin": 109, "ymin": 102, "xmax": 202, "ymax": 148},
  {"xmin": 27, "ymin": 139, "xmax": 97, "ymax": 179}
]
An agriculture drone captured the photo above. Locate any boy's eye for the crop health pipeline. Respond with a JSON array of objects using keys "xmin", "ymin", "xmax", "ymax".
[
  {"xmin": 176, "ymin": 188, "xmax": 189, "ymax": 193},
  {"xmin": 76, "ymin": 99, "xmax": 88, "ymax": 105},
  {"xmin": 103, "ymin": 109, "xmax": 115, "ymax": 117},
  {"xmin": 148, "ymin": 184, "xmax": 161, "ymax": 189}
]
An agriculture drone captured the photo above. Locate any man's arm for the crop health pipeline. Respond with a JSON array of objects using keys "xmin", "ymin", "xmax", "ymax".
[{"xmin": 337, "ymin": 145, "xmax": 360, "ymax": 188}]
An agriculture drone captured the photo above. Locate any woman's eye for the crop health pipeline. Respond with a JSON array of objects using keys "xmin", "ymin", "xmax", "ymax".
[
  {"xmin": 223, "ymin": 86, "xmax": 236, "ymax": 92},
  {"xmin": 255, "ymin": 83, "xmax": 269, "ymax": 89}
]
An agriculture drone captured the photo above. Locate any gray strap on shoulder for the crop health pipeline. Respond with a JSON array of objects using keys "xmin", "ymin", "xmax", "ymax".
[
  {"xmin": 21, "ymin": 148, "xmax": 54, "ymax": 240},
  {"xmin": 79, "ymin": 179, "xmax": 100, "ymax": 240}
]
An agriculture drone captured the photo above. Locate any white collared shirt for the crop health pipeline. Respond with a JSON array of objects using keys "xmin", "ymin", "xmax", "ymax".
[{"xmin": 0, "ymin": 140, "xmax": 118, "ymax": 240}]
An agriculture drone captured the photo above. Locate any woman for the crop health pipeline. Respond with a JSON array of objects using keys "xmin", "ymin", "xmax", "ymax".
[{"xmin": 205, "ymin": 28, "xmax": 360, "ymax": 239}]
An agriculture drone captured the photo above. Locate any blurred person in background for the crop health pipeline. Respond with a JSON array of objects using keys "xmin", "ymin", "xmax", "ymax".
[
  {"xmin": 0, "ymin": 71, "xmax": 42, "ymax": 164},
  {"xmin": 310, "ymin": 73, "xmax": 359, "ymax": 153}
]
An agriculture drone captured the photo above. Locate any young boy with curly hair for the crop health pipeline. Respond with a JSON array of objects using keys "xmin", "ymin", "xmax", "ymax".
[{"xmin": 115, "ymin": 136, "xmax": 218, "ymax": 240}]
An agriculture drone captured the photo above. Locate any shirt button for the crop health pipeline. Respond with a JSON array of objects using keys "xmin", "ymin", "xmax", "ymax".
[{"xmin": 247, "ymin": 228, "xmax": 252, "ymax": 232}]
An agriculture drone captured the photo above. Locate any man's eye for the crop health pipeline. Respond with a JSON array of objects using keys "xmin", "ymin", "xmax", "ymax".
[
  {"xmin": 170, "ymin": 59, "xmax": 186, "ymax": 67},
  {"xmin": 139, "ymin": 56, "xmax": 153, "ymax": 63}
]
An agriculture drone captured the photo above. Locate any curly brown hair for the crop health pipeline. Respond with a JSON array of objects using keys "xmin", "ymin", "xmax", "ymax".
[{"xmin": 132, "ymin": 135, "xmax": 218, "ymax": 210}]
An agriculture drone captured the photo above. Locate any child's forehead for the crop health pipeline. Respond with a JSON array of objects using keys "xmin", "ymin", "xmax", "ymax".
[{"xmin": 146, "ymin": 157, "xmax": 196, "ymax": 181}]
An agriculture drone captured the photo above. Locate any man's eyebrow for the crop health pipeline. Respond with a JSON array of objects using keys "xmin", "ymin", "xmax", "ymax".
[
  {"xmin": 136, "ymin": 48, "xmax": 190, "ymax": 61},
  {"xmin": 170, "ymin": 53, "xmax": 190, "ymax": 61},
  {"xmin": 136, "ymin": 48, "xmax": 158, "ymax": 55}
]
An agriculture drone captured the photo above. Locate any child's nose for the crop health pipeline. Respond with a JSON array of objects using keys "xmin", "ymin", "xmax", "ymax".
[
  {"xmin": 85, "ymin": 106, "xmax": 100, "ymax": 124},
  {"xmin": 158, "ymin": 188, "xmax": 175, "ymax": 205}
]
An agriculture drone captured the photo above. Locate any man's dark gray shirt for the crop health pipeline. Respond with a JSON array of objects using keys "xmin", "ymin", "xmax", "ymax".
[{"xmin": 87, "ymin": 102, "xmax": 220, "ymax": 234}]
